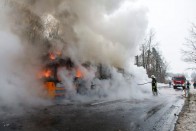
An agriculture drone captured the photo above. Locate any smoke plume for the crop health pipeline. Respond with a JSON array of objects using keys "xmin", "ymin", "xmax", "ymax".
[{"xmin": 0, "ymin": 0, "xmax": 150, "ymax": 111}]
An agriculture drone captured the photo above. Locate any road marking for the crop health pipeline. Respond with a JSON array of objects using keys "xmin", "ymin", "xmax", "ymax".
[{"xmin": 90, "ymin": 99, "xmax": 123, "ymax": 106}]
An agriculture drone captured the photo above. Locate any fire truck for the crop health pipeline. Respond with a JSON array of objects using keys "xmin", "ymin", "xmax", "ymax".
[{"xmin": 172, "ymin": 75, "xmax": 186, "ymax": 89}]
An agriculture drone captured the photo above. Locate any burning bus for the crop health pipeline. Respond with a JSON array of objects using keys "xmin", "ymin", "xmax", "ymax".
[
  {"xmin": 38, "ymin": 52, "xmax": 69, "ymax": 99},
  {"xmin": 38, "ymin": 51, "xmax": 79, "ymax": 99},
  {"xmin": 38, "ymin": 51, "xmax": 113, "ymax": 99}
]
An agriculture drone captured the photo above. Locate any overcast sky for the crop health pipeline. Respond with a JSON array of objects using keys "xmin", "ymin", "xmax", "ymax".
[{"xmin": 138, "ymin": 0, "xmax": 196, "ymax": 74}]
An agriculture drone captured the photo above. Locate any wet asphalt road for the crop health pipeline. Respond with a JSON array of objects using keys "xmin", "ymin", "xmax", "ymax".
[{"xmin": 0, "ymin": 86, "xmax": 185, "ymax": 131}]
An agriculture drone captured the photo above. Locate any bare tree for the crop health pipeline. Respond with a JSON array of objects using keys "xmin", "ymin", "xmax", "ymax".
[
  {"xmin": 182, "ymin": 24, "xmax": 196, "ymax": 63},
  {"xmin": 136, "ymin": 30, "xmax": 168, "ymax": 82},
  {"xmin": 138, "ymin": 29, "xmax": 156, "ymax": 68}
]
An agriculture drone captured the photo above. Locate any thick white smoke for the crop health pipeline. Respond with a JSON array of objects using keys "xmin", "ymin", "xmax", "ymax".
[
  {"xmin": 0, "ymin": 32, "xmax": 49, "ymax": 114},
  {"xmin": 11, "ymin": 0, "xmax": 148, "ymax": 67},
  {"xmin": 0, "ymin": 0, "xmax": 151, "ymax": 108},
  {"xmin": 0, "ymin": 2, "xmax": 49, "ymax": 114},
  {"xmin": 60, "ymin": 0, "xmax": 148, "ymax": 67}
]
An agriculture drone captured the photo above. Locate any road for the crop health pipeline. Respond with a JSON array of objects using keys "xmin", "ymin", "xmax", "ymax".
[{"xmin": 0, "ymin": 86, "xmax": 185, "ymax": 131}]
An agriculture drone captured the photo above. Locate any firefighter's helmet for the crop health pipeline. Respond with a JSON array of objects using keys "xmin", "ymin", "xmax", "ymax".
[{"xmin": 151, "ymin": 75, "xmax": 155, "ymax": 78}]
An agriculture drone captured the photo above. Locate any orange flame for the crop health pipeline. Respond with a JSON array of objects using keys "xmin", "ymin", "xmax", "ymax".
[
  {"xmin": 76, "ymin": 69, "xmax": 84, "ymax": 78},
  {"xmin": 56, "ymin": 51, "xmax": 62, "ymax": 56},
  {"xmin": 49, "ymin": 53, "xmax": 56, "ymax": 60},
  {"xmin": 44, "ymin": 69, "xmax": 52, "ymax": 78},
  {"xmin": 49, "ymin": 51, "xmax": 62, "ymax": 60},
  {"xmin": 38, "ymin": 69, "xmax": 52, "ymax": 78}
]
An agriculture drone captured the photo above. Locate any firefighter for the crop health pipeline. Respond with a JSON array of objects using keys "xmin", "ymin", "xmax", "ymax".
[
  {"xmin": 151, "ymin": 75, "xmax": 158, "ymax": 96},
  {"xmin": 169, "ymin": 81, "xmax": 172, "ymax": 88},
  {"xmin": 186, "ymin": 80, "xmax": 190, "ymax": 97},
  {"xmin": 193, "ymin": 81, "xmax": 196, "ymax": 89}
]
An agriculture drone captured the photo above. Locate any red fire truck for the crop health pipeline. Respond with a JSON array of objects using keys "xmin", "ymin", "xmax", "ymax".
[{"xmin": 172, "ymin": 75, "xmax": 186, "ymax": 89}]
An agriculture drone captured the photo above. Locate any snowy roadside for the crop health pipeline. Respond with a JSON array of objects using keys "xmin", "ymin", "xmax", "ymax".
[{"xmin": 175, "ymin": 87, "xmax": 196, "ymax": 131}]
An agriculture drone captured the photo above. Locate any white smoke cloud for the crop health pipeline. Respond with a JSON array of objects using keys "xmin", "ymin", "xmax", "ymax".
[
  {"xmin": 0, "ymin": 0, "xmax": 151, "ymax": 109},
  {"xmin": 14, "ymin": 0, "xmax": 148, "ymax": 67},
  {"xmin": 0, "ymin": 2, "xmax": 49, "ymax": 113},
  {"xmin": 69, "ymin": 65, "xmax": 151, "ymax": 103},
  {"xmin": 62, "ymin": 0, "xmax": 148, "ymax": 67},
  {"xmin": 0, "ymin": 31, "xmax": 49, "ymax": 114}
]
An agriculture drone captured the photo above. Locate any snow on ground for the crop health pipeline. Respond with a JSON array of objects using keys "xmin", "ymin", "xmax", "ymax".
[
  {"xmin": 175, "ymin": 87, "xmax": 196, "ymax": 131},
  {"xmin": 157, "ymin": 83, "xmax": 168, "ymax": 87}
]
